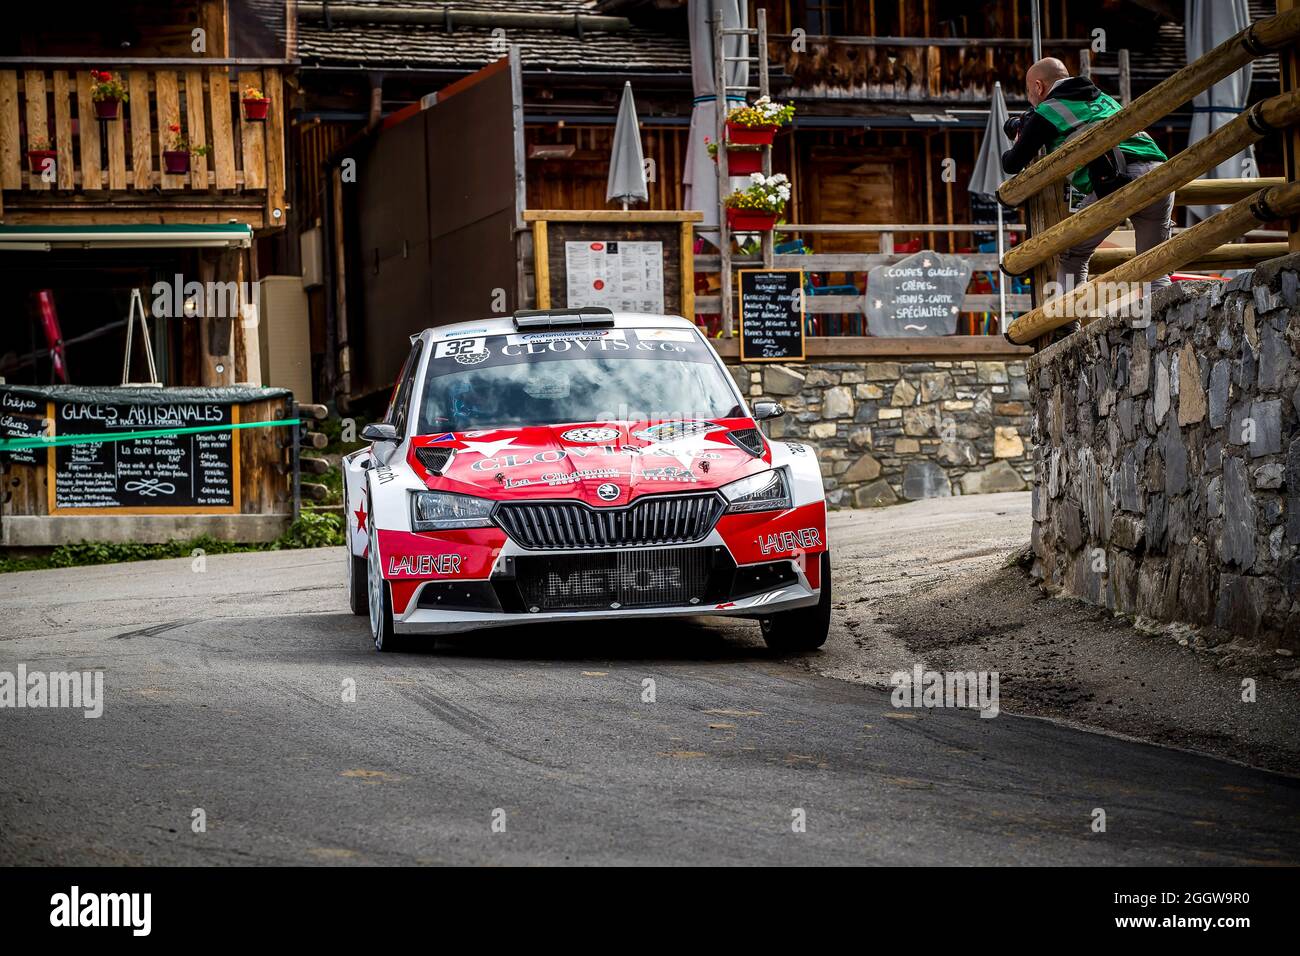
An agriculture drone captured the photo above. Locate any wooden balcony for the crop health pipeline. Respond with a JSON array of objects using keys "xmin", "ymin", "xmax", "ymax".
[{"xmin": 0, "ymin": 59, "xmax": 287, "ymax": 231}]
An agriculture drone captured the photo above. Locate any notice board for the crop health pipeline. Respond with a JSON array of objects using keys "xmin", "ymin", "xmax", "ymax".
[
  {"xmin": 526, "ymin": 210, "xmax": 701, "ymax": 319},
  {"xmin": 47, "ymin": 398, "xmax": 240, "ymax": 514},
  {"xmin": 738, "ymin": 269, "xmax": 806, "ymax": 362}
]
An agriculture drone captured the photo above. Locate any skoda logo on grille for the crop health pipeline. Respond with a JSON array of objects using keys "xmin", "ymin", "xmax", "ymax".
[
  {"xmin": 563, "ymin": 427, "xmax": 620, "ymax": 443},
  {"xmin": 597, "ymin": 482, "xmax": 620, "ymax": 501}
]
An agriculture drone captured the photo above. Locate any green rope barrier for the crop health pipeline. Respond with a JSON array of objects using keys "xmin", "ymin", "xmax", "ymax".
[{"xmin": 0, "ymin": 418, "xmax": 304, "ymax": 452}]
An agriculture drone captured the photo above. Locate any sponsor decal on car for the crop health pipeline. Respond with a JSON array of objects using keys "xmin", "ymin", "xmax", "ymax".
[
  {"xmin": 388, "ymin": 553, "xmax": 464, "ymax": 576},
  {"xmin": 561, "ymin": 426, "xmax": 621, "ymax": 443},
  {"xmin": 638, "ymin": 466, "xmax": 697, "ymax": 482},
  {"xmin": 757, "ymin": 527, "xmax": 823, "ymax": 556},
  {"xmin": 508, "ymin": 329, "xmax": 624, "ymax": 345},
  {"xmin": 503, "ymin": 467, "xmax": 622, "ymax": 489}
]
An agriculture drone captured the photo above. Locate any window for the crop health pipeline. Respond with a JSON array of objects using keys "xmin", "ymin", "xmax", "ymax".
[
  {"xmin": 385, "ymin": 340, "xmax": 424, "ymax": 438},
  {"xmin": 804, "ymin": 0, "xmax": 845, "ymax": 35}
]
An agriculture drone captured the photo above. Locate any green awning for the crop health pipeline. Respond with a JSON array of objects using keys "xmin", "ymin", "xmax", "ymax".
[{"xmin": 0, "ymin": 223, "xmax": 253, "ymax": 251}]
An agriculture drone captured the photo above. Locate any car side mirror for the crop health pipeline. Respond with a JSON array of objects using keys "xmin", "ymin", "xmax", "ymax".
[
  {"xmin": 752, "ymin": 401, "xmax": 785, "ymax": 422},
  {"xmin": 361, "ymin": 422, "xmax": 398, "ymax": 443}
]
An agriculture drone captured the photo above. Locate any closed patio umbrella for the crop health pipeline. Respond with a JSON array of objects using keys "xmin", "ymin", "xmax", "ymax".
[
  {"xmin": 684, "ymin": 0, "xmax": 748, "ymax": 246},
  {"xmin": 1185, "ymin": 0, "xmax": 1254, "ymax": 224},
  {"xmin": 606, "ymin": 81, "xmax": 648, "ymax": 209},
  {"xmin": 969, "ymin": 81, "xmax": 1014, "ymax": 331}
]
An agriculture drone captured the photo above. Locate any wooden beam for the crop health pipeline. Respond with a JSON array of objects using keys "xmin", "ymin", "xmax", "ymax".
[
  {"xmin": 533, "ymin": 219, "xmax": 550, "ymax": 308},
  {"xmin": 711, "ymin": 335, "xmax": 1032, "ymax": 361},
  {"xmin": 1004, "ymin": 91, "xmax": 1300, "ymax": 276},
  {"xmin": 523, "ymin": 209, "xmax": 702, "ymax": 222},
  {"xmin": 52, "ymin": 71, "xmax": 74, "ymax": 190},
  {"xmin": 1008, "ymin": 182, "xmax": 1300, "ymax": 343},
  {"xmin": 0, "ymin": 71, "xmax": 20, "ymax": 191},
  {"xmin": 1174, "ymin": 176, "xmax": 1286, "ymax": 206},
  {"xmin": 999, "ymin": 8, "xmax": 1300, "ymax": 206},
  {"xmin": 128, "ymin": 70, "xmax": 152, "ymax": 191},
  {"xmin": 209, "ymin": 68, "xmax": 235, "ymax": 190},
  {"xmin": 262, "ymin": 68, "xmax": 286, "ymax": 229},
  {"xmin": 155, "ymin": 70, "xmax": 184, "ymax": 190},
  {"xmin": 1280, "ymin": 0, "xmax": 1300, "ymax": 253},
  {"xmin": 238, "ymin": 70, "xmax": 266, "ymax": 190},
  {"xmin": 75, "ymin": 70, "xmax": 103, "ymax": 191},
  {"xmin": 1090, "ymin": 241, "xmax": 1289, "ymax": 273},
  {"xmin": 184, "ymin": 69, "xmax": 209, "ymax": 191},
  {"xmin": 24, "ymin": 70, "xmax": 49, "ymax": 191}
]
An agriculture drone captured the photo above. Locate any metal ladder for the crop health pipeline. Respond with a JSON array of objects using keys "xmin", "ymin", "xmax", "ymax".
[{"xmin": 712, "ymin": 6, "xmax": 772, "ymax": 337}]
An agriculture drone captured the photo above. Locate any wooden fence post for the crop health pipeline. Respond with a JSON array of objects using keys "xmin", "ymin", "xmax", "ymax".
[{"xmin": 1279, "ymin": 0, "xmax": 1300, "ymax": 253}]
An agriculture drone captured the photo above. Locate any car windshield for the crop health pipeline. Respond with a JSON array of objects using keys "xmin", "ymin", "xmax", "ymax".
[{"xmin": 417, "ymin": 327, "xmax": 744, "ymax": 432}]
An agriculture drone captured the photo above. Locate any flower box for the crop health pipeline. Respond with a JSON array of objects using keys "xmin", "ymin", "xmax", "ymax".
[
  {"xmin": 93, "ymin": 97, "xmax": 121, "ymax": 120},
  {"xmin": 724, "ymin": 148, "xmax": 763, "ymax": 175},
  {"xmin": 27, "ymin": 149, "xmax": 56, "ymax": 174},
  {"xmin": 163, "ymin": 150, "xmax": 191, "ymax": 175},
  {"xmin": 726, "ymin": 121, "xmax": 778, "ymax": 146},
  {"xmin": 726, "ymin": 208, "xmax": 777, "ymax": 232},
  {"xmin": 242, "ymin": 97, "xmax": 269, "ymax": 121}
]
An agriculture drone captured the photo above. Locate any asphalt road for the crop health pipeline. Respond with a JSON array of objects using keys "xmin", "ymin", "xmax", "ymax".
[{"xmin": 2, "ymin": 498, "xmax": 1299, "ymax": 865}]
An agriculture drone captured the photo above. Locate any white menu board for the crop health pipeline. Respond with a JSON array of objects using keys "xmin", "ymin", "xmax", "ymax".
[{"xmin": 565, "ymin": 240, "xmax": 664, "ymax": 314}]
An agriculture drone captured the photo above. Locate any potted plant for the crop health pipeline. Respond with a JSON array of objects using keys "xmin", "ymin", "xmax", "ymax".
[
  {"xmin": 725, "ymin": 96, "xmax": 795, "ymax": 147},
  {"xmin": 26, "ymin": 136, "xmax": 56, "ymax": 176},
  {"xmin": 724, "ymin": 172, "xmax": 791, "ymax": 232},
  {"xmin": 90, "ymin": 70, "xmax": 129, "ymax": 120},
  {"xmin": 706, "ymin": 137, "xmax": 763, "ymax": 176},
  {"xmin": 242, "ymin": 85, "xmax": 269, "ymax": 121},
  {"xmin": 162, "ymin": 124, "xmax": 210, "ymax": 175}
]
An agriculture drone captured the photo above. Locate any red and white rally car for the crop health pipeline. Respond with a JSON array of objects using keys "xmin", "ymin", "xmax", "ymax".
[{"xmin": 342, "ymin": 308, "xmax": 830, "ymax": 652}]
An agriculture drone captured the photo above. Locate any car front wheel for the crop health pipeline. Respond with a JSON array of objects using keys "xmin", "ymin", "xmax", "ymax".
[
  {"xmin": 760, "ymin": 551, "xmax": 831, "ymax": 652},
  {"xmin": 367, "ymin": 520, "xmax": 403, "ymax": 652}
]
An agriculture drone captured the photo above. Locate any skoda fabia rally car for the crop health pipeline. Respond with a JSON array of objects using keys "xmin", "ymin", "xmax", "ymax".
[{"xmin": 342, "ymin": 308, "xmax": 831, "ymax": 652}]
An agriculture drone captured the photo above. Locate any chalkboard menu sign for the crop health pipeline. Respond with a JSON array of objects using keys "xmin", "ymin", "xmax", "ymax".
[
  {"xmin": 0, "ymin": 390, "xmax": 48, "ymax": 466},
  {"xmin": 864, "ymin": 250, "xmax": 973, "ymax": 337},
  {"xmin": 739, "ymin": 270, "xmax": 806, "ymax": 362},
  {"xmin": 49, "ymin": 399, "xmax": 240, "ymax": 513}
]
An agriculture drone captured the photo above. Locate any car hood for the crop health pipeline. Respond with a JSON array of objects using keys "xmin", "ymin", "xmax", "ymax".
[{"xmin": 407, "ymin": 418, "xmax": 771, "ymax": 503}]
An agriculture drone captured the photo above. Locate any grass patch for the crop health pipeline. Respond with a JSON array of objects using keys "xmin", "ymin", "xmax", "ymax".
[{"xmin": 0, "ymin": 512, "xmax": 345, "ymax": 574}]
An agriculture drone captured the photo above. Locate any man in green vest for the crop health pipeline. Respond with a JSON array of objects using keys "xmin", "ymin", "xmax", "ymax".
[{"xmin": 1002, "ymin": 57, "xmax": 1174, "ymax": 304}]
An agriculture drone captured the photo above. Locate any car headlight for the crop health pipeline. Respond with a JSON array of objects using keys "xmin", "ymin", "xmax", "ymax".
[
  {"xmin": 411, "ymin": 491, "xmax": 495, "ymax": 530},
  {"xmin": 721, "ymin": 469, "xmax": 791, "ymax": 513}
]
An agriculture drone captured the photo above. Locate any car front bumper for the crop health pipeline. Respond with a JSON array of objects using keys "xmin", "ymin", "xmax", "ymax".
[{"xmin": 393, "ymin": 543, "xmax": 821, "ymax": 635}]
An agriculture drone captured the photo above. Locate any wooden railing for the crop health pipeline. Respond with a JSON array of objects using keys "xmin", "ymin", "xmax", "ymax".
[
  {"xmin": 0, "ymin": 59, "xmax": 287, "ymax": 229},
  {"xmin": 694, "ymin": 222, "xmax": 1033, "ymax": 326},
  {"xmin": 998, "ymin": 8, "xmax": 1300, "ymax": 345}
]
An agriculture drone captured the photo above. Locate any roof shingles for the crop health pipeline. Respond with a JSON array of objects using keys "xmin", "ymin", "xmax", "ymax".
[{"xmin": 298, "ymin": 0, "xmax": 690, "ymax": 71}]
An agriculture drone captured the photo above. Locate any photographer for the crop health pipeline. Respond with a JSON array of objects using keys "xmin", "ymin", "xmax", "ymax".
[{"xmin": 1001, "ymin": 57, "xmax": 1175, "ymax": 299}]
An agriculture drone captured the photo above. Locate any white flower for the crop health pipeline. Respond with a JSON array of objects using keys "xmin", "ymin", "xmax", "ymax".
[{"xmin": 749, "ymin": 172, "xmax": 764, "ymax": 184}]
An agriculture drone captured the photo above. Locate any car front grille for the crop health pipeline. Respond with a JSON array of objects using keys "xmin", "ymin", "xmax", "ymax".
[
  {"xmin": 513, "ymin": 547, "xmax": 714, "ymax": 611},
  {"xmin": 494, "ymin": 492, "xmax": 725, "ymax": 550}
]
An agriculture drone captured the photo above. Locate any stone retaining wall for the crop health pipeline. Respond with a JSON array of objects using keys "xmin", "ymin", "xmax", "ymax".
[
  {"xmin": 729, "ymin": 356, "xmax": 1033, "ymax": 508},
  {"xmin": 1027, "ymin": 254, "xmax": 1300, "ymax": 649}
]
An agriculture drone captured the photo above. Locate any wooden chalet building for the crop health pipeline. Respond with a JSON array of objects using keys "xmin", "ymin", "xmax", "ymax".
[{"xmin": 0, "ymin": 0, "xmax": 297, "ymax": 392}]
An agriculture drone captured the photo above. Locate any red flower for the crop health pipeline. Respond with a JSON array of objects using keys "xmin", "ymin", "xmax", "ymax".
[{"xmin": 169, "ymin": 124, "xmax": 180, "ymax": 133}]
